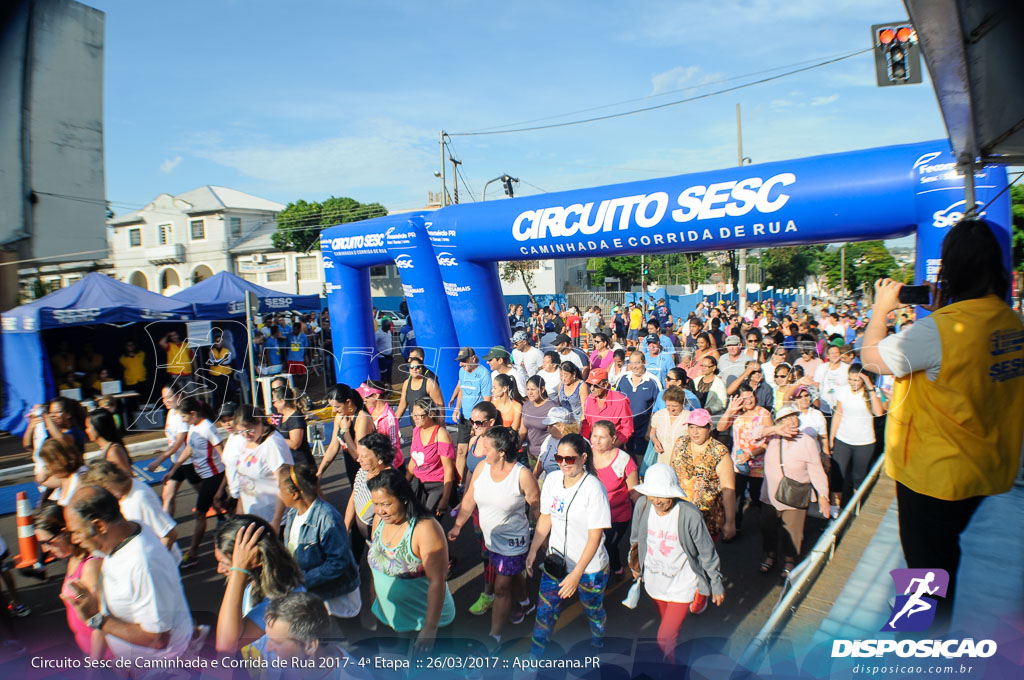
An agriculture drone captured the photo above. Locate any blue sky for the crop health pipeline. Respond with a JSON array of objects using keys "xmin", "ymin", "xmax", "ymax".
[{"xmin": 93, "ymin": 0, "xmax": 945, "ymax": 239}]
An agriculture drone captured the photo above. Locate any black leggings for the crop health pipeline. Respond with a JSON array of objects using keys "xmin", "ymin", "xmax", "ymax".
[
  {"xmin": 603, "ymin": 520, "xmax": 631, "ymax": 573},
  {"xmin": 832, "ymin": 440, "xmax": 874, "ymax": 495},
  {"xmin": 734, "ymin": 474, "xmax": 764, "ymax": 528}
]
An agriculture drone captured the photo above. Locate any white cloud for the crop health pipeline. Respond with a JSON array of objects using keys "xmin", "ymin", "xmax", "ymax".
[
  {"xmin": 186, "ymin": 120, "xmax": 436, "ymax": 208},
  {"xmin": 160, "ymin": 156, "xmax": 182, "ymax": 174},
  {"xmin": 811, "ymin": 94, "xmax": 840, "ymax": 106},
  {"xmin": 651, "ymin": 66, "xmax": 701, "ymax": 94}
]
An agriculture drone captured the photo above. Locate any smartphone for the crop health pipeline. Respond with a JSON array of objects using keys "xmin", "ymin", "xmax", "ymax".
[{"xmin": 898, "ymin": 285, "xmax": 931, "ymax": 306}]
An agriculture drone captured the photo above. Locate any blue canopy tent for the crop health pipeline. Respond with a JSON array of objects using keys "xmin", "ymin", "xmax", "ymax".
[
  {"xmin": 170, "ymin": 271, "xmax": 320, "ymax": 319},
  {"xmin": 1, "ymin": 273, "xmax": 194, "ymax": 435}
]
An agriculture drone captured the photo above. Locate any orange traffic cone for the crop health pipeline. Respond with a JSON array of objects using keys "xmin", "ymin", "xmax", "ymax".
[{"xmin": 14, "ymin": 491, "xmax": 45, "ymax": 568}]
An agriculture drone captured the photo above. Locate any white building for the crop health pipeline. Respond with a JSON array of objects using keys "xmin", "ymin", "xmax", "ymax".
[{"xmin": 107, "ymin": 186, "xmax": 324, "ymax": 295}]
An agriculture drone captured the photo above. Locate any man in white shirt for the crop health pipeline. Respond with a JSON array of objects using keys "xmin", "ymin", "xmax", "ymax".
[
  {"xmin": 717, "ymin": 335, "xmax": 747, "ymax": 388},
  {"xmin": 64, "ymin": 486, "xmax": 195, "ymax": 664},
  {"xmin": 483, "ymin": 346, "xmax": 528, "ymax": 396},
  {"xmin": 511, "ymin": 330, "xmax": 543, "ymax": 378}
]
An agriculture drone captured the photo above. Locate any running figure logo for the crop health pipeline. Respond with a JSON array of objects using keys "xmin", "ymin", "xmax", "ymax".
[{"xmin": 882, "ymin": 568, "xmax": 950, "ymax": 632}]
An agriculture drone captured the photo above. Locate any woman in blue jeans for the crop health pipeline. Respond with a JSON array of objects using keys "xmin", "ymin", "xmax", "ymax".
[
  {"xmin": 279, "ymin": 461, "xmax": 361, "ymax": 619},
  {"xmin": 525, "ymin": 434, "xmax": 612, "ymax": 656}
]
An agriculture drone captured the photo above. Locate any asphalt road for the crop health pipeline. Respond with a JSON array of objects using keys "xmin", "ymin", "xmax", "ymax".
[{"xmin": 0, "ymin": 442, "xmax": 831, "ymax": 679}]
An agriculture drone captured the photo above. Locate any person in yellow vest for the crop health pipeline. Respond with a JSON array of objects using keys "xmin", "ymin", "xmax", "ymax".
[
  {"xmin": 77, "ymin": 342, "xmax": 104, "ymax": 388},
  {"xmin": 207, "ymin": 331, "xmax": 235, "ymax": 407},
  {"xmin": 861, "ymin": 218, "xmax": 1024, "ymax": 628},
  {"xmin": 51, "ymin": 341, "xmax": 76, "ymax": 380},
  {"xmin": 159, "ymin": 330, "xmax": 194, "ymax": 388}
]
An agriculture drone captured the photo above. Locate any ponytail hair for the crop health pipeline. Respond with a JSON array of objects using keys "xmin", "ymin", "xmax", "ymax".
[{"xmin": 177, "ymin": 396, "xmax": 216, "ymax": 422}]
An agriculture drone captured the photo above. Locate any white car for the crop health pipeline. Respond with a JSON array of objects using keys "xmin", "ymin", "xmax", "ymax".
[{"xmin": 375, "ymin": 309, "xmax": 406, "ymax": 329}]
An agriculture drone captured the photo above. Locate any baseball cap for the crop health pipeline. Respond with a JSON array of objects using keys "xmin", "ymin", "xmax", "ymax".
[
  {"xmin": 483, "ymin": 346, "xmax": 511, "ymax": 361},
  {"xmin": 554, "ymin": 333, "xmax": 572, "ymax": 346},
  {"xmin": 687, "ymin": 409, "xmax": 712, "ymax": 427},
  {"xmin": 356, "ymin": 383, "xmax": 383, "ymax": 398},
  {"xmin": 455, "ymin": 347, "xmax": 476, "ymax": 362},
  {"xmin": 646, "ymin": 335, "xmax": 660, "ymax": 344},
  {"xmin": 724, "ymin": 335, "xmax": 742, "ymax": 346},
  {"xmin": 585, "ymin": 368, "xmax": 608, "ymax": 385},
  {"xmin": 792, "ymin": 385, "xmax": 811, "ymax": 398},
  {"xmin": 542, "ymin": 407, "xmax": 575, "ymax": 425},
  {"xmin": 511, "ymin": 330, "xmax": 529, "ymax": 344},
  {"xmin": 543, "ymin": 321, "xmax": 555, "ymax": 332},
  {"xmin": 775, "ymin": 405, "xmax": 800, "ymax": 421}
]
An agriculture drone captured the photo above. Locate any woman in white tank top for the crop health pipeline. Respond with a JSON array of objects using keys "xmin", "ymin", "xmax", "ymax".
[{"xmin": 448, "ymin": 427, "xmax": 541, "ymax": 644}]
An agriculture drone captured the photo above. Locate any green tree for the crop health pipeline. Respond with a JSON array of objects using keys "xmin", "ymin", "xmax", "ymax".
[
  {"xmin": 818, "ymin": 241, "xmax": 897, "ymax": 295},
  {"xmin": 271, "ymin": 196, "xmax": 387, "ymax": 252},
  {"xmin": 589, "ymin": 253, "xmax": 709, "ymax": 290},
  {"xmin": 761, "ymin": 245, "xmax": 825, "ymax": 289},
  {"xmin": 1010, "ymin": 184, "xmax": 1024, "ymax": 272}
]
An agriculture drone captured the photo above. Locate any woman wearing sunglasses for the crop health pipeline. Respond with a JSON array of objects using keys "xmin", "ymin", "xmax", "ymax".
[
  {"xmin": 394, "ymin": 357, "xmax": 444, "ymax": 425},
  {"xmin": 526, "ymin": 433, "xmax": 611, "ymax": 656}
]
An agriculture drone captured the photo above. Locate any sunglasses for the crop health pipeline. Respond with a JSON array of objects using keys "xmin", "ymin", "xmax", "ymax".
[
  {"xmin": 776, "ymin": 373, "xmax": 790, "ymax": 379},
  {"xmin": 554, "ymin": 454, "xmax": 578, "ymax": 464},
  {"xmin": 39, "ymin": 531, "xmax": 65, "ymax": 546},
  {"xmin": 471, "ymin": 419, "xmax": 492, "ymax": 427}
]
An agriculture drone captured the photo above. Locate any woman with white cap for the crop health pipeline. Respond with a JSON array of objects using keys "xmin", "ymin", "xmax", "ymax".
[
  {"xmin": 532, "ymin": 406, "xmax": 579, "ymax": 478},
  {"xmin": 628, "ymin": 463, "xmax": 724, "ymax": 664},
  {"xmin": 670, "ymin": 409, "xmax": 737, "ymax": 545},
  {"xmin": 759, "ymin": 405, "xmax": 830, "ymax": 579}
]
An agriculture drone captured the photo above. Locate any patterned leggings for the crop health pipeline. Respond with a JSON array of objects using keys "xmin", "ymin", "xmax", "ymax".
[{"xmin": 530, "ymin": 566, "xmax": 608, "ymax": 657}]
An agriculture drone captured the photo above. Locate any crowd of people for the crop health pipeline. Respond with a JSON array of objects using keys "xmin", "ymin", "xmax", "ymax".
[{"xmin": 8, "ymin": 220, "xmax": 1020, "ymax": 675}]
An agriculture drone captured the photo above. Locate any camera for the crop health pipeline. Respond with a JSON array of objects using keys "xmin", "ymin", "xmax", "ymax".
[{"xmin": 542, "ymin": 550, "xmax": 568, "ymax": 580}]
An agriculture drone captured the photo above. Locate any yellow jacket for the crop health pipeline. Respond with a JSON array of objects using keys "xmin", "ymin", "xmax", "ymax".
[{"xmin": 885, "ymin": 296, "xmax": 1024, "ymax": 500}]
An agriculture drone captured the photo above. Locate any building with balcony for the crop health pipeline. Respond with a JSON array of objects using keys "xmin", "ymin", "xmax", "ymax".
[{"xmin": 107, "ymin": 186, "xmax": 288, "ymax": 293}]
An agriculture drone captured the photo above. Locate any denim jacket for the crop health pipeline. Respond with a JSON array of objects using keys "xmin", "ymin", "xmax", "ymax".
[{"xmin": 282, "ymin": 499, "xmax": 360, "ymax": 599}]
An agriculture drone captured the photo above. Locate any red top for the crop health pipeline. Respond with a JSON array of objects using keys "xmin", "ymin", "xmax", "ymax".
[
  {"xmin": 596, "ymin": 449, "xmax": 637, "ymax": 522},
  {"xmin": 566, "ymin": 315, "xmax": 582, "ymax": 338},
  {"xmin": 581, "ymin": 389, "xmax": 634, "ymax": 444}
]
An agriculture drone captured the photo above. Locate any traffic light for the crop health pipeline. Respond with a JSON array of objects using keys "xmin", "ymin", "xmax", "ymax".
[
  {"xmin": 502, "ymin": 175, "xmax": 518, "ymax": 198},
  {"xmin": 871, "ymin": 22, "xmax": 922, "ymax": 86}
]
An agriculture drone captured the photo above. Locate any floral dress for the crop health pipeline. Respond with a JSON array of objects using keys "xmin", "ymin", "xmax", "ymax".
[
  {"xmin": 732, "ymin": 406, "xmax": 772, "ymax": 478},
  {"xmin": 670, "ymin": 435, "xmax": 731, "ymax": 537}
]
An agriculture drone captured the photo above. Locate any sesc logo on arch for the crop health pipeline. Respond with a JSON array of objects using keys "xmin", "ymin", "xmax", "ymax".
[
  {"xmin": 436, "ymin": 252, "xmax": 458, "ymax": 267},
  {"xmin": 932, "ymin": 200, "xmax": 985, "ymax": 229},
  {"xmin": 394, "ymin": 255, "xmax": 415, "ymax": 270}
]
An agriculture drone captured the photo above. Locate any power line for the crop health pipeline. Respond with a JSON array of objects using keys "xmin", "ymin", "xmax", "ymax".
[
  {"xmin": 450, "ymin": 48, "xmax": 870, "ymax": 137},
  {"xmin": 464, "ymin": 47, "xmax": 871, "ymax": 134},
  {"xmin": 0, "ymin": 249, "xmax": 109, "ymax": 268}
]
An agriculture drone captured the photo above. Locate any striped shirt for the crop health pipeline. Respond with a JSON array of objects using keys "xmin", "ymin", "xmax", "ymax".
[{"xmin": 186, "ymin": 419, "xmax": 224, "ymax": 478}]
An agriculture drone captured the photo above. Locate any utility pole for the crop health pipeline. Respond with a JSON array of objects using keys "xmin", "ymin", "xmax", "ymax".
[
  {"xmin": 449, "ymin": 156, "xmax": 462, "ymax": 204},
  {"xmin": 439, "ymin": 131, "xmax": 448, "ymax": 206},
  {"xmin": 736, "ymin": 103, "xmax": 748, "ymax": 315}
]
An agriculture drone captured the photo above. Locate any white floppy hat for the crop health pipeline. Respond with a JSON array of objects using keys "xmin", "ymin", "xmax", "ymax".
[{"xmin": 633, "ymin": 463, "xmax": 687, "ymax": 500}]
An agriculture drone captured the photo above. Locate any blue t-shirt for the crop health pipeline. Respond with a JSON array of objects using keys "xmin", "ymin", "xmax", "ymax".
[
  {"xmin": 653, "ymin": 388, "xmax": 701, "ymax": 413},
  {"xmin": 286, "ymin": 333, "xmax": 308, "ymax": 362},
  {"xmin": 264, "ymin": 337, "xmax": 282, "ymax": 366},
  {"xmin": 458, "ymin": 365, "xmax": 492, "ymax": 418},
  {"xmin": 644, "ymin": 352, "xmax": 676, "ymax": 384},
  {"xmin": 641, "ymin": 335, "xmax": 675, "ymax": 358},
  {"xmin": 616, "ymin": 375, "xmax": 660, "ymax": 434}
]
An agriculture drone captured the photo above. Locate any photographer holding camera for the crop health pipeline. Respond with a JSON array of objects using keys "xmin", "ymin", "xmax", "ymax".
[{"xmin": 861, "ymin": 218, "xmax": 1024, "ymax": 628}]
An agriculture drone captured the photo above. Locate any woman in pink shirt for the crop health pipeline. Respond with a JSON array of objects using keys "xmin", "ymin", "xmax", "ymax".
[
  {"xmin": 759, "ymin": 406, "xmax": 830, "ymax": 579},
  {"xmin": 407, "ymin": 397, "xmax": 456, "ymax": 517},
  {"xmin": 590, "ymin": 420, "xmax": 638, "ymax": 580}
]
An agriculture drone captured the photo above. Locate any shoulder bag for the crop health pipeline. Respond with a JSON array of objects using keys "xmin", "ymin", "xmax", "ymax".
[{"xmin": 774, "ymin": 439, "xmax": 813, "ymax": 509}]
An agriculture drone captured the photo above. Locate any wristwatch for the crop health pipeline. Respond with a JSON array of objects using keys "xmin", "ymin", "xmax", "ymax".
[{"xmin": 87, "ymin": 613, "xmax": 106, "ymax": 630}]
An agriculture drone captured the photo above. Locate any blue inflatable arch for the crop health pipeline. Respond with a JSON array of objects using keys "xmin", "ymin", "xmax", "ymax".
[{"xmin": 320, "ymin": 139, "xmax": 1012, "ymax": 393}]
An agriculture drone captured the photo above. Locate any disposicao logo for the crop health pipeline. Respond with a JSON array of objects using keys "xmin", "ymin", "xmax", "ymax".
[
  {"xmin": 883, "ymin": 568, "xmax": 948, "ymax": 632},
  {"xmin": 831, "ymin": 568, "xmax": 997, "ymax": 659}
]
